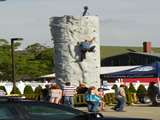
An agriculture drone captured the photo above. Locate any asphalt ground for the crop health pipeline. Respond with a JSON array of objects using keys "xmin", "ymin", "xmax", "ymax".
[{"xmin": 75, "ymin": 102, "xmax": 160, "ymax": 120}]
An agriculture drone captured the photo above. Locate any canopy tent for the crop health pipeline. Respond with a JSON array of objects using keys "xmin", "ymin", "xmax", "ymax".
[{"xmin": 100, "ymin": 61, "xmax": 160, "ymax": 79}]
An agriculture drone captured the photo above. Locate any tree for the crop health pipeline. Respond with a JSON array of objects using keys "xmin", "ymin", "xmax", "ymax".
[
  {"xmin": 22, "ymin": 43, "xmax": 55, "ymax": 79},
  {"xmin": 10, "ymin": 87, "xmax": 21, "ymax": 94},
  {"xmin": 111, "ymin": 84, "xmax": 118, "ymax": 89},
  {"xmin": 129, "ymin": 83, "xmax": 137, "ymax": 93},
  {"xmin": 0, "ymin": 39, "xmax": 21, "ymax": 81},
  {"xmin": 137, "ymin": 84, "xmax": 147, "ymax": 94},
  {"xmin": 34, "ymin": 85, "xmax": 42, "ymax": 94},
  {"xmin": 0, "ymin": 85, "xmax": 7, "ymax": 94},
  {"xmin": 23, "ymin": 85, "xmax": 34, "ymax": 94},
  {"xmin": 0, "ymin": 40, "xmax": 55, "ymax": 81}
]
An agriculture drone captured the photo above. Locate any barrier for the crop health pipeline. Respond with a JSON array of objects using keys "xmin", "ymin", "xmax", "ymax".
[
  {"xmin": 6, "ymin": 94, "xmax": 41, "ymax": 101},
  {"xmin": 6, "ymin": 93, "xmax": 137, "ymax": 105},
  {"xmin": 103, "ymin": 92, "xmax": 137, "ymax": 105},
  {"xmin": 74, "ymin": 94, "xmax": 87, "ymax": 104}
]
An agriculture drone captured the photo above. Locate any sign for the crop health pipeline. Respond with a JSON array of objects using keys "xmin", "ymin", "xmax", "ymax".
[{"xmin": 103, "ymin": 81, "xmax": 108, "ymax": 87}]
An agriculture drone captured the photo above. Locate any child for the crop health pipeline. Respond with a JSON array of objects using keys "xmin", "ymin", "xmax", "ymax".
[{"xmin": 98, "ymin": 88, "xmax": 106, "ymax": 111}]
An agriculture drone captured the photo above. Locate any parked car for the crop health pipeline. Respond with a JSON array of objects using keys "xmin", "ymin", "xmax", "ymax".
[
  {"xmin": 102, "ymin": 88, "xmax": 115, "ymax": 94},
  {"xmin": 137, "ymin": 93, "xmax": 151, "ymax": 104},
  {"xmin": 0, "ymin": 96, "xmax": 151, "ymax": 120}
]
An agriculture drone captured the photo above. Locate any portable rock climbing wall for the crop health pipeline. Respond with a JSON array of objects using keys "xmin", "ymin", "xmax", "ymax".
[{"xmin": 50, "ymin": 15, "xmax": 100, "ymax": 88}]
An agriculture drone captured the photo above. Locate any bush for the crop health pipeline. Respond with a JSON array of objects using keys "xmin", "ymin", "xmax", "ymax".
[
  {"xmin": 34, "ymin": 85, "xmax": 42, "ymax": 94},
  {"xmin": 10, "ymin": 87, "xmax": 21, "ymax": 94},
  {"xmin": 23, "ymin": 85, "xmax": 34, "ymax": 94},
  {"xmin": 111, "ymin": 84, "xmax": 118, "ymax": 89},
  {"xmin": 137, "ymin": 84, "xmax": 147, "ymax": 93},
  {"xmin": 124, "ymin": 86, "xmax": 130, "ymax": 93},
  {"xmin": 129, "ymin": 83, "xmax": 137, "ymax": 93},
  {"xmin": 0, "ymin": 86, "xmax": 7, "ymax": 94}
]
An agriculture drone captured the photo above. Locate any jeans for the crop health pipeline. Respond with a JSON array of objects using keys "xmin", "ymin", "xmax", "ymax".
[
  {"xmin": 87, "ymin": 101, "xmax": 99, "ymax": 112},
  {"xmin": 114, "ymin": 97, "xmax": 126, "ymax": 111},
  {"xmin": 64, "ymin": 96, "xmax": 74, "ymax": 108},
  {"xmin": 81, "ymin": 46, "xmax": 95, "ymax": 61}
]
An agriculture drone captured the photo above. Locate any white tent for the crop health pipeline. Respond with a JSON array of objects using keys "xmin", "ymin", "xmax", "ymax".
[{"xmin": 39, "ymin": 73, "xmax": 56, "ymax": 78}]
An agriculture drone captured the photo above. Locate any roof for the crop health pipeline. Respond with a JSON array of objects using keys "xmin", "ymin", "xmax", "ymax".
[
  {"xmin": 100, "ymin": 61, "xmax": 160, "ymax": 79},
  {"xmin": 39, "ymin": 73, "xmax": 56, "ymax": 78},
  {"xmin": 100, "ymin": 66, "xmax": 139, "ymax": 74},
  {"xmin": 100, "ymin": 46, "xmax": 160, "ymax": 59},
  {"xmin": 134, "ymin": 52, "xmax": 160, "ymax": 58}
]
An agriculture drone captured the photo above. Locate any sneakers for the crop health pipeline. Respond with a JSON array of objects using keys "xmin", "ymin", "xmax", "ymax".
[{"xmin": 111, "ymin": 107, "xmax": 116, "ymax": 111}]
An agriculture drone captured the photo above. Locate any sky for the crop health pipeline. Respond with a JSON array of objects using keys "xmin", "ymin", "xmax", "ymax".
[{"xmin": 0, "ymin": 0, "xmax": 160, "ymax": 49}]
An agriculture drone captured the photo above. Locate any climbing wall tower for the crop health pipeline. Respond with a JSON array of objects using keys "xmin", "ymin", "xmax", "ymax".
[{"xmin": 50, "ymin": 16, "xmax": 100, "ymax": 88}]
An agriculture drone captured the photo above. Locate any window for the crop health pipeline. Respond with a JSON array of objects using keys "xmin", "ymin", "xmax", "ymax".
[
  {"xmin": 146, "ymin": 58, "xmax": 155, "ymax": 64},
  {"xmin": 111, "ymin": 59, "xmax": 120, "ymax": 66},
  {"xmin": 0, "ymin": 105, "xmax": 21, "ymax": 119},
  {"xmin": 20, "ymin": 103, "xmax": 84, "ymax": 119},
  {"xmin": 129, "ymin": 58, "xmax": 138, "ymax": 65}
]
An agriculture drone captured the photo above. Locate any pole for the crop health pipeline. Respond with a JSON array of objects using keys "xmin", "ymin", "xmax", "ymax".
[
  {"xmin": 11, "ymin": 40, "xmax": 16, "ymax": 94},
  {"xmin": 11, "ymin": 38, "xmax": 23, "ymax": 94}
]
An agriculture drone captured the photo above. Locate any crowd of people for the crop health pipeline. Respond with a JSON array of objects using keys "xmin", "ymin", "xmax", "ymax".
[
  {"xmin": 41, "ymin": 82, "xmax": 108, "ymax": 111},
  {"xmin": 41, "ymin": 81, "xmax": 159, "ymax": 112}
]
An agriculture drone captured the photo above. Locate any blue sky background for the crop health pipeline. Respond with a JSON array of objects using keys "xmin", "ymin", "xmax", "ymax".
[{"xmin": 0, "ymin": 0, "xmax": 160, "ymax": 49}]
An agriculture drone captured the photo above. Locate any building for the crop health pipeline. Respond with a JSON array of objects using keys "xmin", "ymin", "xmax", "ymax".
[{"xmin": 101, "ymin": 42, "xmax": 160, "ymax": 66}]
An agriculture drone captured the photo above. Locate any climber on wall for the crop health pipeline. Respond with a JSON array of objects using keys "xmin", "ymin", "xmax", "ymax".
[{"xmin": 78, "ymin": 37, "xmax": 96, "ymax": 62}]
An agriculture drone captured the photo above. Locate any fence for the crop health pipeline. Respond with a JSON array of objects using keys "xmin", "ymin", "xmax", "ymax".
[
  {"xmin": 73, "ymin": 93, "xmax": 137, "ymax": 105},
  {"xmin": 1, "ymin": 81, "xmax": 149, "ymax": 94},
  {"xmin": 7, "ymin": 93, "xmax": 137, "ymax": 105}
]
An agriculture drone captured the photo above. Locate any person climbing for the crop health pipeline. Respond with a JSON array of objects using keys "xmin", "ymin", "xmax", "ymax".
[{"xmin": 78, "ymin": 37, "xmax": 96, "ymax": 62}]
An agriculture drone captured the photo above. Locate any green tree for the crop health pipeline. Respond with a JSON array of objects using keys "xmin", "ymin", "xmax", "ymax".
[
  {"xmin": 23, "ymin": 85, "xmax": 34, "ymax": 94},
  {"xmin": 34, "ymin": 85, "xmax": 42, "ymax": 94},
  {"xmin": 0, "ymin": 39, "xmax": 21, "ymax": 81},
  {"xmin": 129, "ymin": 83, "xmax": 137, "ymax": 93},
  {"xmin": 124, "ymin": 86, "xmax": 130, "ymax": 93},
  {"xmin": 137, "ymin": 84, "xmax": 147, "ymax": 93},
  {"xmin": 10, "ymin": 87, "xmax": 21, "ymax": 94},
  {"xmin": 111, "ymin": 84, "xmax": 118, "ymax": 89},
  {"xmin": 0, "ymin": 85, "xmax": 7, "ymax": 94}
]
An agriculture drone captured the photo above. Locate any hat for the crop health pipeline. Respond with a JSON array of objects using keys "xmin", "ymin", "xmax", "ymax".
[
  {"xmin": 79, "ymin": 83, "xmax": 84, "ymax": 85},
  {"xmin": 85, "ymin": 39, "xmax": 90, "ymax": 42},
  {"xmin": 120, "ymin": 84, "xmax": 126, "ymax": 87}
]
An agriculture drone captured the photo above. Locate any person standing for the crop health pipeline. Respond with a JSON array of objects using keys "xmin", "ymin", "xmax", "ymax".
[
  {"xmin": 148, "ymin": 82, "xmax": 158, "ymax": 106},
  {"xmin": 78, "ymin": 37, "xmax": 96, "ymax": 62},
  {"xmin": 76, "ymin": 83, "xmax": 88, "ymax": 94},
  {"xmin": 41, "ymin": 84, "xmax": 50, "ymax": 102},
  {"xmin": 98, "ymin": 88, "xmax": 106, "ymax": 111},
  {"xmin": 49, "ymin": 85, "xmax": 62, "ymax": 104},
  {"xmin": 63, "ymin": 82, "xmax": 77, "ymax": 108},
  {"xmin": 112, "ymin": 84, "xmax": 126, "ymax": 112},
  {"xmin": 85, "ymin": 86, "xmax": 102, "ymax": 112}
]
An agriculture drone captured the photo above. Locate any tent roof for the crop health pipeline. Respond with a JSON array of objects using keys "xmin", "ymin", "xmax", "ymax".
[
  {"xmin": 100, "ymin": 61, "xmax": 160, "ymax": 79},
  {"xmin": 39, "ymin": 73, "xmax": 56, "ymax": 78}
]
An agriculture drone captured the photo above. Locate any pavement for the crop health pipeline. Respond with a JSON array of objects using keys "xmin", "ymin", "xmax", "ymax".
[{"xmin": 75, "ymin": 102, "xmax": 160, "ymax": 120}]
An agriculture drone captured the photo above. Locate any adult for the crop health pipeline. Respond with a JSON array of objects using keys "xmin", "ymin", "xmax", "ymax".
[
  {"xmin": 41, "ymin": 84, "xmax": 50, "ymax": 102},
  {"xmin": 49, "ymin": 85, "xmax": 62, "ymax": 104},
  {"xmin": 76, "ymin": 83, "xmax": 88, "ymax": 94},
  {"xmin": 112, "ymin": 84, "xmax": 126, "ymax": 112},
  {"xmin": 85, "ymin": 86, "xmax": 102, "ymax": 112},
  {"xmin": 78, "ymin": 37, "xmax": 96, "ymax": 61},
  {"xmin": 148, "ymin": 82, "xmax": 158, "ymax": 106},
  {"xmin": 63, "ymin": 82, "xmax": 77, "ymax": 108}
]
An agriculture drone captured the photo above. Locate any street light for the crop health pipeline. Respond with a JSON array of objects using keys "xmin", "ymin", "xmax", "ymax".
[{"xmin": 11, "ymin": 38, "xmax": 23, "ymax": 94}]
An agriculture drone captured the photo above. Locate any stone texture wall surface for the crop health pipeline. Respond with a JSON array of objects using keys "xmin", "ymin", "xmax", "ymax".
[{"xmin": 50, "ymin": 16, "xmax": 100, "ymax": 88}]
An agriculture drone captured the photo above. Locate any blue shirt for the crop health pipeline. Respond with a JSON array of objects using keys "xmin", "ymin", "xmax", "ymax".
[{"xmin": 80, "ymin": 41, "xmax": 93, "ymax": 49}]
